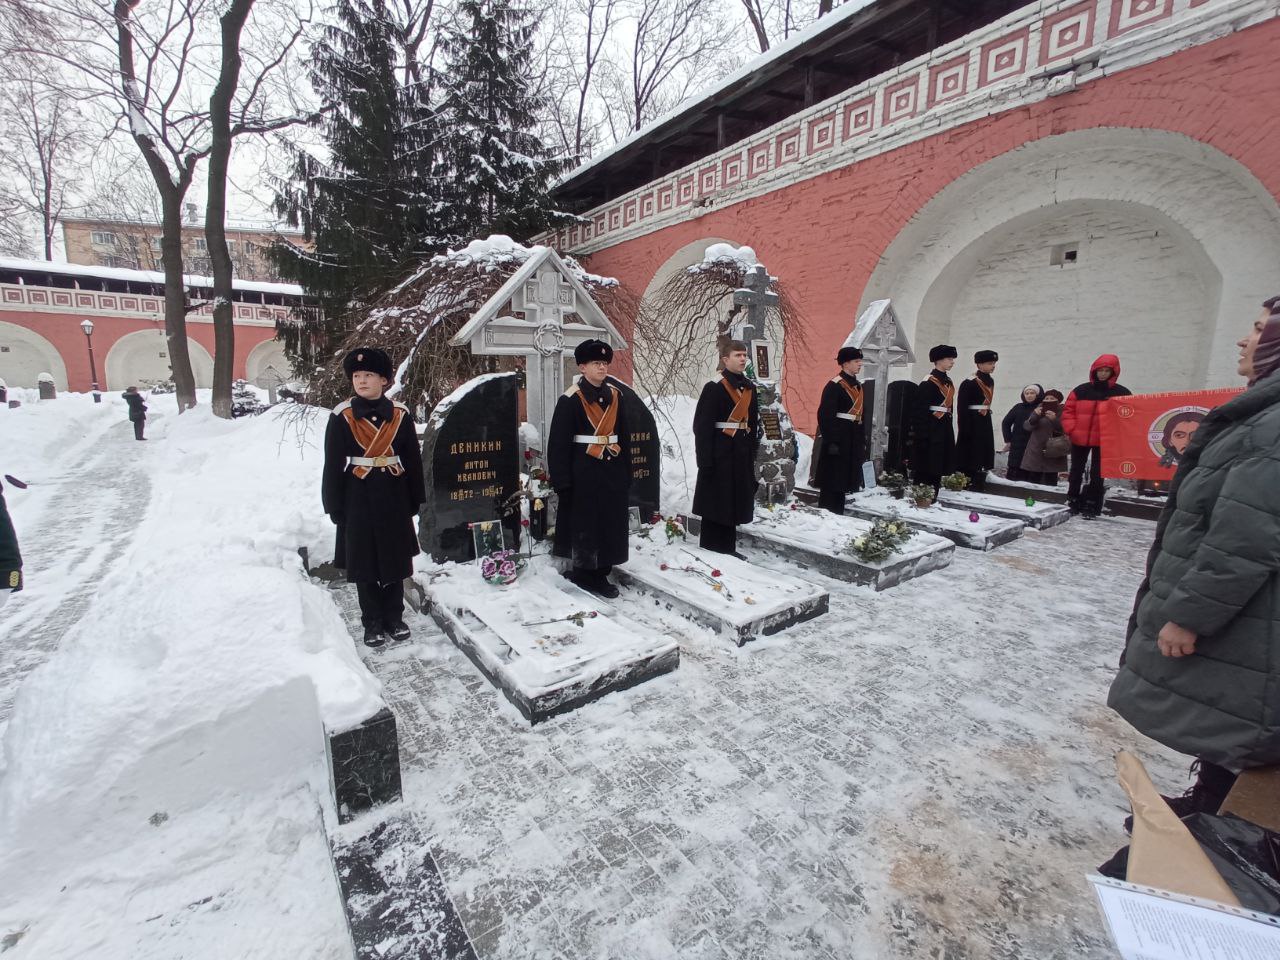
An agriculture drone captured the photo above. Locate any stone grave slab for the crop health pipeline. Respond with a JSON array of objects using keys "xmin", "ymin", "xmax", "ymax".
[
  {"xmin": 419, "ymin": 372, "xmax": 521, "ymax": 563},
  {"xmin": 937, "ymin": 489, "xmax": 1071, "ymax": 530},
  {"xmin": 327, "ymin": 706, "xmax": 403, "ymax": 824},
  {"xmin": 846, "ymin": 490, "xmax": 1024, "ymax": 551},
  {"xmin": 686, "ymin": 507, "xmax": 953, "ymax": 591},
  {"xmin": 420, "ymin": 559, "xmax": 678, "ymax": 724},
  {"xmin": 610, "ymin": 376, "xmax": 661, "ymax": 518},
  {"xmin": 983, "ymin": 474, "xmax": 1071, "ymax": 504},
  {"xmin": 614, "ymin": 536, "xmax": 827, "ymax": 646}
]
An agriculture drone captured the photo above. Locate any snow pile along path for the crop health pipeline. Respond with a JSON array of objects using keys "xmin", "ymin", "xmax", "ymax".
[{"xmin": 0, "ymin": 399, "xmax": 374, "ymax": 958}]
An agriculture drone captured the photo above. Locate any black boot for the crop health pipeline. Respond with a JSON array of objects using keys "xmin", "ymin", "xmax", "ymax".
[
  {"xmin": 387, "ymin": 620, "xmax": 411, "ymax": 642},
  {"xmin": 363, "ymin": 624, "xmax": 387, "ymax": 647},
  {"xmin": 1123, "ymin": 759, "xmax": 1238, "ymax": 832}
]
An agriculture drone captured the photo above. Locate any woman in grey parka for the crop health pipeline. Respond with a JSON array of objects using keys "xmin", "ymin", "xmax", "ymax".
[{"xmin": 1108, "ymin": 295, "xmax": 1280, "ymax": 815}]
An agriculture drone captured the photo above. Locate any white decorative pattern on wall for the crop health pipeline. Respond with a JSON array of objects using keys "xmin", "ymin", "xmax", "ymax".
[{"xmin": 0, "ymin": 284, "xmax": 288, "ymax": 327}]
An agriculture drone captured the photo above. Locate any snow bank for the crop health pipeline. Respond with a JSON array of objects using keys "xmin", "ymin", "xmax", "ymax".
[{"xmin": 0, "ymin": 402, "xmax": 381, "ymax": 896}]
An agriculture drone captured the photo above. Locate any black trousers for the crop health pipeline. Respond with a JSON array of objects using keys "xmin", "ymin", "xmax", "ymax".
[
  {"xmin": 817, "ymin": 488, "xmax": 846, "ymax": 515},
  {"xmin": 356, "ymin": 579, "xmax": 404, "ymax": 628},
  {"xmin": 699, "ymin": 519, "xmax": 737, "ymax": 554},
  {"xmin": 1068, "ymin": 444, "xmax": 1104, "ymax": 512},
  {"xmin": 132, "ymin": 418, "xmax": 145, "ymax": 440},
  {"xmin": 964, "ymin": 468, "xmax": 987, "ymax": 492}
]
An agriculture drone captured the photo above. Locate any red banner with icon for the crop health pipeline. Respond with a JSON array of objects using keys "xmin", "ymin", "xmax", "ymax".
[{"xmin": 1099, "ymin": 389, "xmax": 1242, "ymax": 481}]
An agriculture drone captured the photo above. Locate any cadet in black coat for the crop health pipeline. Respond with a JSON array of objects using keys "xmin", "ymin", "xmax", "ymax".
[
  {"xmin": 123, "ymin": 386, "xmax": 147, "ymax": 440},
  {"xmin": 693, "ymin": 340, "xmax": 760, "ymax": 555},
  {"xmin": 911, "ymin": 344, "xmax": 958, "ymax": 492},
  {"xmin": 955, "ymin": 350, "xmax": 998, "ymax": 492},
  {"xmin": 322, "ymin": 347, "xmax": 426, "ymax": 647},
  {"xmin": 815, "ymin": 346, "xmax": 867, "ymax": 514},
  {"xmin": 547, "ymin": 339, "xmax": 630, "ymax": 598},
  {"xmin": 0, "ymin": 475, "xmax": 22, "ymax": 609}
]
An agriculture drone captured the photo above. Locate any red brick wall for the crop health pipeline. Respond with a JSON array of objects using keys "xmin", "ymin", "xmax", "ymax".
[{"xmin": 579, "ymin": 17, "xmax": 1280, "ymax": 431}]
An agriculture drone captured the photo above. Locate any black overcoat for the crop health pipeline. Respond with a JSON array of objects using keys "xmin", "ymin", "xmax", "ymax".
[
  {"xmin": 322, "ymin": 396, "xmax": 426, "ymax": 583},
  {"xmin": 692, "ymin": 373, "xmax": 760, "ymax": 526},
  {"xmin": 955, "ymin": 374, "xmax": 995, "ymax": 473},
  {"xmin": 1001, "ymin": 392, "xmax": 1041, "ymax": 474},
  {"xmin": 122, "ymin": 392, "xmax": 147, "ymax": 422},
  {"xmin": 910, "ymin": 371, "xmax": 956, "ymax": 483},
  {"xmin": 547, "ymin": 378, "xmax": 631, "ymax": 569},
  {"xmin": 815, "ymin": 373, "xmax": 866, "ymax": 496},
  {"xmin": 0, "ymin": 479, "xmax": 22, "ymax": 592}
]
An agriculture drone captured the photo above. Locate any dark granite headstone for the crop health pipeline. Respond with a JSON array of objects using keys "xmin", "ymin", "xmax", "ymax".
[
  {"xmin": 37, "ymin": 377, "xmax": 55, "ymax": 400},
  {"xmin": 419, "ymin": 373, "xmax": 520, "ymax": 563},
  {"xmin": 759, "ymin": 408, "xmax": 783, "ymax": 442},
  {"xmin": 608, "ymin": 377, "xmax": 661, "ymax": 519},
  {"xmin": 328, "ymin": 707, "xmax": 402, "ymax": 824},
  {"xmin": 0, "ymin": 383, "xmax": 7, "ymax": 404},
  {"xmin": 885, "ymin": 380, "xmax": 917, "ymax": 475}
]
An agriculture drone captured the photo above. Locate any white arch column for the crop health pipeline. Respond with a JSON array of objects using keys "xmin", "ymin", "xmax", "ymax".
[
  {"xmin": 105, "ymin": 329, "xmax": 215, "ymax": 390},
  {"xmin": 0, "ymin": 321, "xmax": 69, "ymax": 390}
]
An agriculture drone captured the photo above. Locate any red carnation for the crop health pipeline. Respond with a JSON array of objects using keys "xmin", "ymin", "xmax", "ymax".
[
  {"xmin": 650, "ymin": 512, "xmax": 661, "ymax": 523},
  {"xmin": 711, "ymin": 569, "xmax": 721, "ymax": 578},
  {"xmin": 521, "ymin": 519, "xmax": 530, "ymax": 527},
  {"xmin": 524, "ymin": 449, "xmax": 533, "ymax": 460},
  {"xmin": 659, "ymin": 563, "xmax": 669, "ymax": 570}
]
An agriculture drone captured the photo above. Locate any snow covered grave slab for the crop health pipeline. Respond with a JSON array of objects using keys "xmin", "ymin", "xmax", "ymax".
[
  {"xmin": 688, "ymin": 506, "xmax": 954, "ymax": 591},
  {"xmin": 420, "ymin": 559, "xmax": 678, "ymax": 724},
  {"xmin": 614, "ymin": 536, "xmax": 827, "ymax": 646},
  {"xmin": 846, "ymin": 490, "xmax": 1024, "ymax": 551},
  {"xmin": 984, "ymin": 475, "xmax": 1071, "ymax": 504},
  {"xmin": 936, "ymin": 489, "xmax": 1071, "ymax": 530}
]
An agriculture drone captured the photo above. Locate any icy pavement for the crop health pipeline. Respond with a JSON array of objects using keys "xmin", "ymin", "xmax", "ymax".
[
  {"xmin": 336, "ymin": 515, "xmax": 1188, "ymax": 960},
  {"xmin": 0, "ymin": 413, "xmax": 150, "ymax": 726}
]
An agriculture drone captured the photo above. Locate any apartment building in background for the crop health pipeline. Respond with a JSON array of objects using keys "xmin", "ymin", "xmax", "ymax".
[{"xmin": 61, "ymin": 205, "xmax": 308, "ymax": 283}]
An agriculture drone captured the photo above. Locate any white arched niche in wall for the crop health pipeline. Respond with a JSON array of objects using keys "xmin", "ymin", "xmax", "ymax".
[
  {"xmin": 244, "ymin": 338, "xmax": 293, "ymax": 387},
  {"xmin": 860, "ymin": 128, "xmax": 1280, "ymax": 411},
  {"xmin": 105, "ymin": 329, "xmax": 214, "ymax": 390},
  {"xmin": 639, "ymin": 236, "xmax": 783, "ymax": 398},
  {"xmin": 0, "ymin": 321, "xmax": 69, "ymax": 390}
]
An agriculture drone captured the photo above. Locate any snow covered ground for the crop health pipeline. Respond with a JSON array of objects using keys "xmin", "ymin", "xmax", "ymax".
[{"xmin": 0, "ymin": 389, "xmax": 1190, "ymax": 959}]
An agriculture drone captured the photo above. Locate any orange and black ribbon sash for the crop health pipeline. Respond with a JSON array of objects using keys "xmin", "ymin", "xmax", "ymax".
[
  {"xmin": 974, "ymin": 377, "xmax": 994, "ymax": 416},
  {"xmin": 837, "ymin": 378, "xmax": 864, "ymax": 420},
  {"xmin": 341, "ymin": 406, "xmax": 406, "ymax": 478},
  {"xmin": 719, "ymin": 378, "xmax": 754, "ymax": 437},
  {"xmin": 927, "ymin": 374, "xmax": 955, "ymax": 420},
  {"xmin": 577, "ymin": 386, "xmax": 622, "ymax": 459}
]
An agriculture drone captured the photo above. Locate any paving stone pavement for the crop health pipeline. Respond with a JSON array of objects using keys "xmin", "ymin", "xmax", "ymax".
[
  {"xmin": 0, "ymin": 420, "xmax": 151, "ymax": 726},
  {"xmin": 333, "ymin": 513, "xmax": 1186, "ymax": 960}
]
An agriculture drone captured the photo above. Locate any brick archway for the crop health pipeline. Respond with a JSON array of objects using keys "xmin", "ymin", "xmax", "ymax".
[
  {"xmin": 105, "ymin": 329, "xmax": 215, "ymax": 390},
  {"xmin": 0, "ymin": 320, "xmax": 70, "ymax": 390}
]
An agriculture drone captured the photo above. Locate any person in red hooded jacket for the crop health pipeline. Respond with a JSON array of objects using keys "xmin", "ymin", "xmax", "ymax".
[{"xmin": 1061, "ymin": 353, "xmax": 1131, "ymax": 517}]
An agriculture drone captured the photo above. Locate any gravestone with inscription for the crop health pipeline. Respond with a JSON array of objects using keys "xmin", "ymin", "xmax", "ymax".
[
  {"xmin": 608, "ymin": 377, "xmax": 661, "ymax": 519},
  {"xmin": 419, "ymin": 372, "xmax": 521, "ymax": 563}
]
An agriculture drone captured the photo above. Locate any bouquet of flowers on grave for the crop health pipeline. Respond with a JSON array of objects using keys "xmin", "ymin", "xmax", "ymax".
[
  {"xmin": 639, "ymin": 513, "xmax": 687, "ymax": 543},
  {"xmin": 480, "ymin": 548, "xmax": 525, "ymax": 586},
  {"xmin": 910, "ymin": 484, "xmax": 936, "ymax": 507},
  {"xmin": 941, "ymin": 472, "xmax": 970, "ymax": 492},
  {"xmin": 846, "ymin": 513, "xmax": 914, "ymax": 564}
]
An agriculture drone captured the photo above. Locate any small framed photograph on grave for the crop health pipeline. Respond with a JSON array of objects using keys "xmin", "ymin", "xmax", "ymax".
[
  {"xmin": 751, "ymin": 339, "xmax": 774, "ymax": 380},
  {"xmin": 469, "ymin": 519, "xmax": 507, "ymax": 562},
  {"xmin": 628, "ymin": 505, "xmax": 642, "ymax": 533}
]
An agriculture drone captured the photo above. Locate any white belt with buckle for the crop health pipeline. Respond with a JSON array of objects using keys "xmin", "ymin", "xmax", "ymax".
[
  {"xmin": 348, "ymin": 455, "xmax": 401, "ymax": 468},
  {"xmin": 715, "ymin": 421, "xmax": 746, "ymax": 431},
  {"xmin": 968, "ymin": 405, "xmax": 990, "ymax": 411},
  {"xmin": 836, "ymin": 412, "xmax": 862, "ymax": 422},
  {"xmin": 574, "ymin": 434, "xmax": 617, "ymax": 444},
  {"xmin": 929, "ymin": 406, "xmax": 951, "ymax": 413}
]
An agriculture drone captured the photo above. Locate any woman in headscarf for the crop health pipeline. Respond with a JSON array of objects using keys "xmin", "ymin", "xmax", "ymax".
[
  {"xmin": 1001, "ymin": 383, "xmax": 1042, "ymax": 481},
  {"xmin": 1109, "ymin": 295, "xmax": 1280, "ymax": 817}
]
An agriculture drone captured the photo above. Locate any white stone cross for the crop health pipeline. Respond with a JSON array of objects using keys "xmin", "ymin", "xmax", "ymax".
[
  {"xmin": 731, "ymin": 265, "xmax": 779, "ymax": 344},
  {"xmin": 844, "ymin": 299, "xmax": 915, "ymax": 465},
  {"xmin": 450, "ymin": 247, "xmax": 625, "ymax": 453}
]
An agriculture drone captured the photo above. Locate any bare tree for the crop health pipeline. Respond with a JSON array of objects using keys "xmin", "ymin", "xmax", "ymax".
[
  {"xmin": 625, "ymin": 0, "xmax": 732, "ymax": 131},
  {"xmin": 739, "ymin": 0, "xmax": 769, "ymax": 51},
  {"xmin": 0, "ymin": 78, "xmax": 89, "ymax": 259},
  {"xmin": 0, "ymin": 192, "xmax": 33, "ymax": 256}
]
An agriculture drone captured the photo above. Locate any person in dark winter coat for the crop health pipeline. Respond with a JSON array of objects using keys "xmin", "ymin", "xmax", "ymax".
[
  {"xmin": 910, "ymin": 344, "xmax": 958, "ymax": 492},
  {"xmin": 547, "ymin": 339, "xmax": 631, "ymax": 598},
  {"xmin": 1001, "ymin": 384, "xmax": 1043, "ymax": 481},
  {"xmin": 1020, "ymin": 389, "xmax": 1068, "ymax": 485},
  {"xmin": 0, "ymin": 475, "xmax": 22, "ymax": 610},
  {"xmin": 123, "ymin": 386, "xmax": 147, "ymax": 440},
  {"xmin": 1108, "ymin": 295, "xmax": 1280, "ymax": 817},
  {"xmin": 955, "ymin": 350, "xmax": 998, "ymax": 491},
  {"xmin": 1061, "ymin": 353, "xmax": 1131, "ymax": 517},
  {"xmin": 814, "ymin": 346, "xmax": 866, "ymax": 514},
  {"xmin": 693, "ymin": 340, "xmax": 760, "ymax": 555},
  {"xmin": 322, "ymin": 347, "xmax": 426, "ymax": 647}
]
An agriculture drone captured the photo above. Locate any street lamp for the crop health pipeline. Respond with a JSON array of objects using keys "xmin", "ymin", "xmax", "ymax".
[{"xmin": 79, "ymin": 317, "xmax": 102, "ymax": 403}]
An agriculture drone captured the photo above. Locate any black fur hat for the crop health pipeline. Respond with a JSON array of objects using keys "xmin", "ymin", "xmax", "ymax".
[
  {"xmin": 928, "ymin": 344, "xmax": 958, "ymax": 363},
  {"xmin": 342, "ymin": 347, "xmax": 393, "ymax": 382},
  {"xmin": 974, "ymin": 349, "xmax": 999, "ymax": 364},
  {"xmin": 574, "ymin": 339, "xmax": 613, "ymax": 364},
  {"xmin": 836, "ymin": 346, "xmax": 863, "ymax": 364}
]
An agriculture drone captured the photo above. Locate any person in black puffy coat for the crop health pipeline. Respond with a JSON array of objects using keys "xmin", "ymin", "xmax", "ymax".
[
  {"xmin": 1001, "ymin": 384, "xmax": 1042, "ymax": 481},
  {"xmin": 122, "ymin": 386, "xmax": 147, "ymax": 440}
]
